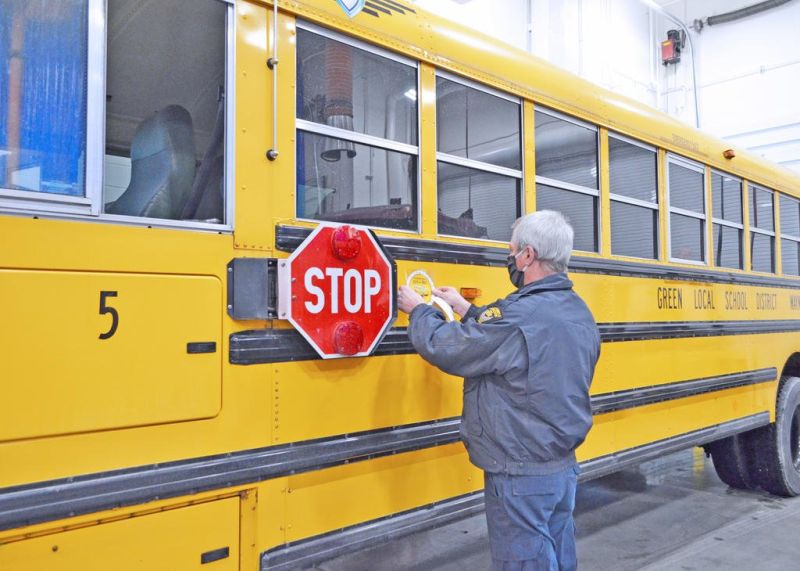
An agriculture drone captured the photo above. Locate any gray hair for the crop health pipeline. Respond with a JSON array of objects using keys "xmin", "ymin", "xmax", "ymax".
[{"xmin": 511, "ymin": 210, "xmax": 574, "ymax": 273}]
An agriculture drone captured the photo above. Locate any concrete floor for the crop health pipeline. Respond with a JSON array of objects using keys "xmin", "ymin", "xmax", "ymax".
[{"xmin": 317, "ymin": 449, "xmax": 800, "ymax": 570}]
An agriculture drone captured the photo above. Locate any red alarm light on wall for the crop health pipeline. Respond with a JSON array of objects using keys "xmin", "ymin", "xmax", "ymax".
[{"xmin": 661, "ymin": 29, "xmax": 683, "ymax": 66}]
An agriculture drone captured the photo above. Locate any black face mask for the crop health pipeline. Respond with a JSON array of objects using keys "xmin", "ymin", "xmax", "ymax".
[{"xmin": 507, "ymin": 253, "xmax": 526, "ymax": 289}]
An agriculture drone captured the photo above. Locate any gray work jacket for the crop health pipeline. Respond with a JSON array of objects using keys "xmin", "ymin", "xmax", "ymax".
[{"xmin": 408, "ymin": 273, "xmax": 600, "ymax": 475}]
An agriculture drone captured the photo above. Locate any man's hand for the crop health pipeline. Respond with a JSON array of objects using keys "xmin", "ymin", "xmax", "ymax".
[
  {"xmin": 398, "ymin": 285, "xmax": 425, "ymax": 314},
  {"xmin": 433, "ymin": 286, "xmax": 471, "ymax": 317}
]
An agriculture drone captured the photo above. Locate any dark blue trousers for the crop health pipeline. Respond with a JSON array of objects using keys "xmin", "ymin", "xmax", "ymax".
[{"xmin": 484, "ymin": 464, "xmax": 580, "ymax": 571}]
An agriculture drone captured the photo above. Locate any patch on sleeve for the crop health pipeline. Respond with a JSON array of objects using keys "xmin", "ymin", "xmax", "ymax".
[{"xmin": 477, "ymin": 306, "xmax": 503, "ymax": 324}]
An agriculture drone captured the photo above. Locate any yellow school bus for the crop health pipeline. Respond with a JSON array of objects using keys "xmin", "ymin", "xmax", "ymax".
[{"xmin": 2, "ymin": 0, "xmax": 800, "ymax": 569}]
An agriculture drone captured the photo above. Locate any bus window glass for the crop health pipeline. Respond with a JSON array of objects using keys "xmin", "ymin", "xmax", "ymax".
[
  {"xmin": 537, "ymin": 183, "xmax": 598, "ymax": 253},
  {"xmin": 296, "ymin": 28, "xmax": 419, "ymax": 231},
  {"xmin": 750, "ymin": 185, "xmax": 775, "ymax": 272},
  {"xmin": 297, "ymin": 29, "xmax": 417, "ymax": 146},
  {"xmin": 714, "ymin": 225, "xmax": 743, "ymax": 269},
  {"xmin": 712, "ymin": 173, "xmax": 743, "ymax": 224},
  {"xmin": 297, "ymin": 132, "xmax": 417, "ymax": 231},
  {"xmin": 609, "ymin": 136, "xmax": 658, "ymax": 259},
  {"xmin": 711, "ymin": 172, "xmax": 743, "ymax": 269},
  {"xmin": 669, "ymin": 163, "xmax": 704, "ymax": 213},
  {"xmin": 782, "ymin": 238, "xmax": 800, "ymax": 276},
  {"xmin": 534, "ymin": 109, "xmax": 599, "ymax": 253},
  {"xmin": 670, "ymin": 213, "xmax": 704, "ymax": 262},
  {"xmin": 780, "ymin": 195, "xmax": 800, "ymax": 238},
  {"xmin": 103, "ymin": 0, "xmax": 228, "ymax": 223},
  {"xmin": 752, "ymin": 233, "xmax": 774, "ymax": 273},
  {"xmin": 611, "ymin": 201, "xmax": 657, "ymax": 260},
  {"xmin": 780, "ymin": 194, "xmax": 800, "ymax": 276},
  {"xmin": 667, "ymin": 157, "xmax": 706, "ymax": 263},
  {"xmin": 436, "ymin": 77, "xmax": 521, "ymax": 170},
  {"xmin": 437, "ymin": 162, "xmax": 519, "ymax": 240},
  {"xmin": 436, "ymin": 75, "xmax": 521, "ymax": 241},
  {"xmin": 751, "ymin": 187, "xmax": 775, "ymax": 231},
  {"xmin": 0, "ymin": 1, "xmax": 87, "ymax": 198},
  {"xmin": 535, "ymin": 111, "xmax": 598, "ymax": 189}
]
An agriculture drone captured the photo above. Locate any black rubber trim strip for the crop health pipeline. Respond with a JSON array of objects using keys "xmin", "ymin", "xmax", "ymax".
[
  {"xmin": 0, "ymin": 419, "xmax": 462, "ymax": 533},
  {"xmin": 259, "ymin": 412, "xmax": 770, "ymax": 570},
  {"xmin": 275, "ymin": 225, "xmax": 800, "ymax": 289},
  {"xmin": 230, "ymin": 321, "xmax": 800, "ymax": 364},
  {"xmin": 590, "ymin": 368, "xmax": 776, "ymax": 415},
  {"xmin": 599, "ymin": 320, "xmax": 800, "ymax": 342},
  {"xmin": 579, "ymin": 412, "xmax": 770, "ymax": 480},
  {"xmin": 0, "ymin": 368, "xmax": 773, "ymax": 532},
  {"xmin": 231, "ymin": 327, "xmax": 411, "ymax": 364}
]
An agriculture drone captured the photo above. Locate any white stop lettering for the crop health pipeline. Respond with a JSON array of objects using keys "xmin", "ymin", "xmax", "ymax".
[{"xmin": 304, "ymin": 267, "xmax": 382, "ymax": 314}]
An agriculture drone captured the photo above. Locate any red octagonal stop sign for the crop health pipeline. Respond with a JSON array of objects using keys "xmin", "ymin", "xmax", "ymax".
[{"xmin": 277, "ymin": 223, "xmax": 397, "ymax": 359}]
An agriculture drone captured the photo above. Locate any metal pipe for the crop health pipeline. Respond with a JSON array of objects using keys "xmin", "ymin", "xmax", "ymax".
[
  {"xmin": 267, "ymin": 1, "xmax": 279, "ymax": 161},
  {"xmin": 706, "ymin": 0, "xmax": 794, "ymax": 27}
]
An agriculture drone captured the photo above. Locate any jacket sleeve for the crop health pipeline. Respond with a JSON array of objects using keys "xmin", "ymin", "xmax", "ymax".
[
  {"xmin": 408, "ymin": 304, "xmax": 526, "ymax": 378},
  {"xmin": 463, "ymin": 304, "xmax": 484, "ymax": 321},
  {"xmin": 462, "ymin": 298, "xmax": 505, "ymax": 321}
]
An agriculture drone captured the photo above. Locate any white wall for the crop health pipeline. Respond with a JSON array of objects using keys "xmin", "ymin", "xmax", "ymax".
[
  {"xmin": 412, "ymin": 0, "xmax": 800, "ymax": 174},
  {"xmin": 663, "ymin": 0, "xmax": 800, "ymax": 173}
]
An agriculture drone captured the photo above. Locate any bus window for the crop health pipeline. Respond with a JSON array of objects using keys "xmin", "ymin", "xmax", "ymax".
[
  {"xmin": 295, "ymin": 26, "xmax": 419, "ymax": 231},
  {"xmin": 711, "ymin": 171, "xmax": 744, "ymax": 269},
  {"xmin": 780, "ymin": 194, "xmax": 800, "ymax": 275},
  {"xmin": 435, "ymin": 75, "xmax": 521, "ymax": 241},
  {"xmin": 609, "ymin": 135, "xmax": 658, "ymax": 260},
  {"xmin": 103, "ymin": 0, "xmax": 228, "ymax": 223},
  {"xmin": 667, "ymin": 155, "xmax": 706, "ymax": 263},
  {"xmin": 0, "ymin": 1, "xmax": 88, "ymax": 200},
  {"xmin": 750, "ymin": 185, "xmax": 775, "ymax": 273},
  {"xmin": 534, "ymin": 109, "xmax": 599, "ymax": 253}
]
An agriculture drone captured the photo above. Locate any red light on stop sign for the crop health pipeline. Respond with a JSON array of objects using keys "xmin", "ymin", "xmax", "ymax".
[
  {"xmin": 331, "ymin": 225, "xmax": 362, "ymax": 260},
  {"xmin": 333, "ymin": 321, "xmax": 364, "ymax": 355}
]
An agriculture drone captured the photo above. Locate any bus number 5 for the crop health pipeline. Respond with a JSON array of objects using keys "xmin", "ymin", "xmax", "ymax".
[{"xmin": 99, "ymin": 291, "xmax": 119, "ymax": 340}]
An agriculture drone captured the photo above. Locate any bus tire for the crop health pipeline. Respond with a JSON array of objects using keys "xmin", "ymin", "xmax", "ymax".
[
  {"xmin": 705, "ymin": 433, "xmax": 755, "ymax": 490},
  {"xmin": 749, "ymin": 376, "xmax": 800, "ymax": 497}
]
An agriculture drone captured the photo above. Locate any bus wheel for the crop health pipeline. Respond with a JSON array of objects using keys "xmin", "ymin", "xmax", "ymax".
[
  {"xmin": 705, "ymin": 433, "xmax": 755, "ymax": 490},
  {"xmin": 750, "ymin": 376, "xmax": 800, "ymax": 497}
]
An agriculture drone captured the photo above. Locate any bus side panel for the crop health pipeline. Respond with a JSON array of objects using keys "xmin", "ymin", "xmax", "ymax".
[
  {"xmin": 0, "ymin": 497, "xmax": 240, "ymax": 571},
  {"xmin": 0, "ymin": 270, "xmax": 222, "ymax": 441}
]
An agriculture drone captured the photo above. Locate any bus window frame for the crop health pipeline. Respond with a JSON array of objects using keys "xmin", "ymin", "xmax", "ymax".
[
  {"xmin": 533, "ymin": 106, "xmax": 601, "ymax": 254},
  {"xmin": 665, "ymin": 153, "xmax": 708, "ymax": 266},
  {"xmin": 0, "ymin": 0, "xmax": 236, "ymax": 233},
  {"xmin": 434, "ymin": 70, "xmax": 524, "ymax": 245},
  {"xmin": 293, "ymin": 21, "xmax": 422, "ymax": 235},
  {"xmin": 749, "ymin": 183, "xmax": 777, "ymax": 273},
  {"xmin": 0, "ymin": 0, "xmax": 104, "ymax": 217},
  {"xmin": 710, "ymin": 168, "xmax": 744, "ymax": 270},
  {"xmin": 607, "ymin": 132, "xmax": 659, "ymax": 261}
]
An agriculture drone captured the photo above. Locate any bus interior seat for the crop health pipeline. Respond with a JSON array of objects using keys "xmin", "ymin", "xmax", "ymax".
[
  {"xmin": 191, "ymin": 155, "xmax": 224, "ymax": 222},
  {"xmin": 106, "ymin": 105, "xmax": 196, "ymax": 219},
  {"xmin": 181, "ymin": 98, "xmax": 225, "ymax": 222}
]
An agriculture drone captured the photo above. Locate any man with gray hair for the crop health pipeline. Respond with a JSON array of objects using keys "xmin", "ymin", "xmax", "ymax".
[{"xmin": 398, "ymin": 210, "xmax": 600, "ymax": 571}]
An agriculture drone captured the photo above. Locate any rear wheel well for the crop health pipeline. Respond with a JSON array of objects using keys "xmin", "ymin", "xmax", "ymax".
[{"xmin": 781, "ymin": 353, "xmax": 800, "ymax": 380}]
